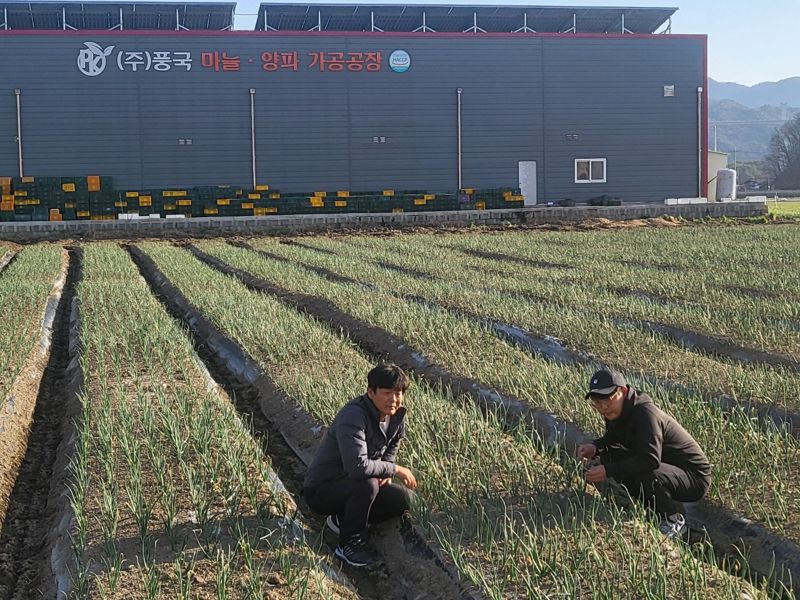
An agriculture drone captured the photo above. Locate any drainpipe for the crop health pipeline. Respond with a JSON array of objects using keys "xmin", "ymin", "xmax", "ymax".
[
  {"xmin": 249, "ymin": 88, "xmax": 257, "ymax": 188},
  {"xmin": 697, "ymin": 86, "xmax": 703, "ymax": 198},
  {"xmin": 14, "ymin": 89, "xmax": 23, "ymax": 177},
  {"xmin": 457, "ymin": 87, "xmax": 463, "ymax": 189}
]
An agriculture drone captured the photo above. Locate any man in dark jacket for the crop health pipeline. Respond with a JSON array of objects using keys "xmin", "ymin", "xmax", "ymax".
[
  {"xmin": 303, "ymin": 363, "xmax": 417, "ymax": 568},
  {"xmin": 577, "ymin": 368, "xmax": 711, "ymax": 540}
]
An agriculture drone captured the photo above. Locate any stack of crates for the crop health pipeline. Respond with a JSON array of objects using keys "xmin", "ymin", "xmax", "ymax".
[
  {"xmin": 0, "ymin": 176, "xmax": 525, "ymax": 221},
  {"xmin": 1, "ymin": 177, "xmax": 13, "ymax": 221}
]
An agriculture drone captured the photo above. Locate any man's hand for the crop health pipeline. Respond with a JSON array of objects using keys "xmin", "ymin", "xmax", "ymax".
[
  {"xmin": 584, "ymin": 465, "xmax": 607, "ymax": 484},
  {"xmin": 395, "ymin": 465, "xmax": 417, "ymax": 490},
  {"xmin": 379, "ymin": 477, "xmax": 391, "ymax": 487},
  {"xmin": 577, "ymin": 443, "xmax": 598, "ymax": 462}
]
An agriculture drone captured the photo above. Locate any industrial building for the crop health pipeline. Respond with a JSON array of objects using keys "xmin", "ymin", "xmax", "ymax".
[{"xmin": 0, "ymin": 3, "xmax": 708, "ymax": 206}]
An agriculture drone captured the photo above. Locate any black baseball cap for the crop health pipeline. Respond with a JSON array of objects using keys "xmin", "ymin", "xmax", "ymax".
[{"xmin": 585, "ymin": 368, "xmax": 626, "ymax": 399}]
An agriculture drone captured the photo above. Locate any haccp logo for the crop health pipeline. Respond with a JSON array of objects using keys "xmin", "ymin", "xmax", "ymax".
[{"xmin": 77, "ymin": 42, "xmax": 115, "ymax": 77}]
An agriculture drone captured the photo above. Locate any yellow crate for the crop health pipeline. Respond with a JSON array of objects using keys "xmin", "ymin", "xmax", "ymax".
[
  {"xmin": 14, "ymin": 190, "xmax": 27, "ymax": 197},
  {"xmin": 475, "ymin": 201, "xmax": 486, "ymax": 210},
  {"xmin": 248, "ymin": 193, "xmax": 261, "ymax": 200},
  {"xmin": 506, "ymin": 195, "xmax": 524, "ymax": 202},
  {"xmin": 424, "ymin": 194, "xmax": 435, "ymax": 200},
  {"xmin": 310, "ymin": 199, "xmax": 325, "ymax": 207},
  {"xmin": 62, "ymin": 183, "xmax": 76, "ymax": 193},
  {"xmin": 314, "ymin": 191, "xmax": 326, "ymax": 198},
  {"xmin": 217, "ymin": 198, "xmax": 231, "ymax": 206},
  {"xmin": 0, "ymin": 177, "xmax": 11, "ymax": 185},
  {"xmin": 163, "ymin": 190, "xmax": 188, "ymax": 197},
  {"xmin": 177, "ymin": 199, "xmax": 192, "ymax": 206},
  {"xmin": 87, "ymin": 176, "xmax": 101, "ymax": 192},
  {"xmin": 65, "ymin": 201, "xmax": 76, "ymax": 209},
  {"xmin": 22, "ymin": 176, "xmax": 34, "ymax": 183},
  {"xmin": 254, "ymin": 207, "xmax": 278, "ymax": 216},
  {"xmin": 2, "ymin": 194, "xmax": 13, "ymax": 202},
  {"xmin": 462, "ymin": 188, "xmax": 474, "ymax": 194},
  {"xmin": 77, "ymin": 210, "xmax": 90, "ymax": 217},
  {"xmin": 114, "ymin": 201, "xmax": 127, "ymax": 208},
  {"xmin": 502, "ymin": 191, "xmax": 512, "ymax": 199},
  {"xmin": 164, "ymin": 204, "xmax": 176, "ymax": 210},
  {"xmin": 414, "ymin": 199, "xmax": 426, "ymax": 206},
  {"xmin": 139, "ymin": 197, "xmax": 152, "ymax": 207},
  {"xmin": 0, "ymin": 202, "xmax": 13, "ymax": 211},
  {"xmin": 29, "ymin": 198, "xmax": 40, "ymax": 205},
  {"xmin": 255, "ymin": 184, "xmax": 270, "ymax": 191},
  {"xmin": 269, "ymin": 193, "xmax": 281, "ymax": 199},
  {"xmin": 392, "ymin": 207, "xmax": 404, "ymax": 213},
  {"xmin": 337, "ymin": 191, "xmax": 350, "ymax": 198},
  {"xmin": 383, "ymin": 190, "xmax": 394, "ymax": 196},
  {"xmin": 335, "ymin": 200, "xmax": 347, "ymax": 207},
  {"xmin": 241, "ymin": 202, "xmax": 254, "ymax": 209},
  {"xmin": 203, "ymin": 208, "xmax": 219, "ymax": 215},
  {"xmin": 126, "ymin": 191, "xmax": 139, "ymax": 198}
]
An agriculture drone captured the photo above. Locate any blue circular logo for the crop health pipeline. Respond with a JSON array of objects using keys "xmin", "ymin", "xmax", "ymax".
[{"xmin": 389, "ymin": 50, "xmax": 411, "ymax": 73}]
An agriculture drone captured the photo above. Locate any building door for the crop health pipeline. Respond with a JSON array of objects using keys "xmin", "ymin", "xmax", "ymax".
[{"xmin": 518, "ymin": 161, "xmax": 537, "ymax": 206}]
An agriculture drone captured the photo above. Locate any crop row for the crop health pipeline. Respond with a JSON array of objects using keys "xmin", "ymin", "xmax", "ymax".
[
  {"xmin": 194, "ymin": 240, "xmax": 800, "ymax": 554},
  {"xmin": 69, "ymin": 243, "xmax": 354, "ymax": 599},
  {"xmin": 141, "ymin": 242, "xmax": 770, "ymax": 599},
  {"xmin": 251, "ymin": 233, "xmax": 800, "ymax": 411},
  {"xmin": 0, "ymin": 245, "xmax": 64, "ymax": 527}
]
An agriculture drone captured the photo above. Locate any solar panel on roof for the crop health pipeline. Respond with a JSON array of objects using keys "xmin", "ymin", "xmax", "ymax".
[
  {"xmin": 253, "ymin": 4, "xmax": 676, "ymax": 34},
  {"xmin": 0, "ymin": 1, "xmax": 234, "ymax": 30}
]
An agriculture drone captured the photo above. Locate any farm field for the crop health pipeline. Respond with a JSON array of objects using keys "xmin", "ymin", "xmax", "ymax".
[
  {"xmin": 768, "ymin": 200, "xmax": 800, "ymax": 218},
  {"xmin": 0, "ymin": 221, "xmax": 797, "ymax": 599}
]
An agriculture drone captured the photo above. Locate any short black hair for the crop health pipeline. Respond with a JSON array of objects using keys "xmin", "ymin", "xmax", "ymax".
[{"xmin": 367, "ymin": 363, "xmax": 410, "ymax": 392}]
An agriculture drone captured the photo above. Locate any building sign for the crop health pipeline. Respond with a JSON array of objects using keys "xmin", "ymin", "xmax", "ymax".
[
  {"xmin": 77, "ymin": 42, "xmax": 411, "ymax": 77},
  {"xmin": 389, "ymin": 50, "xmax": 411, "ymax": 73}
]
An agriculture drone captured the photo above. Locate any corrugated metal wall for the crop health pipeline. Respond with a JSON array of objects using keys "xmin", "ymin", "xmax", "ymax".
[{"xmin": 0, "ymin": 32, "xmax": 705, "ymax": 202}]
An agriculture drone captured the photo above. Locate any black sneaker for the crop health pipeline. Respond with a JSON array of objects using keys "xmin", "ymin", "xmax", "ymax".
[
  {"xmin": 325, "ymin": 514, "xmax": 340, "ymax": 535},
  {"xmin": 334, "ymin": 535, "xmax": 379, "ymax": 568}
]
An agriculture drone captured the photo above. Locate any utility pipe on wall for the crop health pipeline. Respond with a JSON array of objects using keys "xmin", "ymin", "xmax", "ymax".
[
  {"xmin": 697, "ymin": 86, "xmax": 703, "ymax": 198},
  {"xmin": 249, "ymin": 88, "xmax": 257, "ymax": 188},
  {"xmin": 457, "ymin": 87, "xmax": 463, "ymax": 189},
  {"xmin": 14, "ymin": 89, "xmax": 23, "ymax": 177}
]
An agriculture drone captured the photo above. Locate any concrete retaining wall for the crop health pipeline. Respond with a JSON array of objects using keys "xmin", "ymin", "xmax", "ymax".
[{"xmin": 0, "ymin": 202, "xmax": 768, "ymax": 243}]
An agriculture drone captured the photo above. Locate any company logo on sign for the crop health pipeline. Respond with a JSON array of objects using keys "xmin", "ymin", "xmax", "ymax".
[
  {"xmin": 388, "ymin": 50, "xmax": 411, "ymax": 73},
  {"xmin": 77, "ymin": 42, "xmax": 115, "ymax": 77}
]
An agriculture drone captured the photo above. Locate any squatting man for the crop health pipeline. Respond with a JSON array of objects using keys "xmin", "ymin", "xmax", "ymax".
[
  {"xmin": 303, "ymin": 363, "xmax": 416, "ymax": 568},
  {"xmin": 577, "ymin": 368, "xmax": 711, "ymax": 539}
]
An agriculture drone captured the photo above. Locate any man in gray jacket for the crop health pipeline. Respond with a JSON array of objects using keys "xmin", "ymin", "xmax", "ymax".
[{"xmin": 303, "ymin": 363, "xmax": 417, "ymax": 568}]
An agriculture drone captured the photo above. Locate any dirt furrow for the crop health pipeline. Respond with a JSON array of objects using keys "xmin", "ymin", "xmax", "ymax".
[
  {"xmin": 0, "ymin": 251, "xmax": 17, "ymax": 276},
  {"xmin": 190, "ymin": 243, "xmax": 800, "ymax": 598},
  {"xmin": 126, "ymin": 244, "xmax": 482, "ymax": 600},
  {"xmin": 0, "ymin": 247, "xmax": 81, "ymax": 600}
]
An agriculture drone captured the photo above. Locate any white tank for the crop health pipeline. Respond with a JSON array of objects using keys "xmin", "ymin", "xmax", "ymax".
[{"xmin": 716, "ymin": 168, "xmax": 737, "ymax": 201}]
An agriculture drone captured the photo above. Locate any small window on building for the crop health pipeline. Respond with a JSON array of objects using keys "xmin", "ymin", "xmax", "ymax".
[{"xmin": 575, "ymin": 158, "xmax": 606, "ymax": 183}]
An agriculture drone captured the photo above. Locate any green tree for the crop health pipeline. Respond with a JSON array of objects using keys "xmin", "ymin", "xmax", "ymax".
[{"xmin": 766, "ymin": 113, "xmax": 800, "ymax": 187}]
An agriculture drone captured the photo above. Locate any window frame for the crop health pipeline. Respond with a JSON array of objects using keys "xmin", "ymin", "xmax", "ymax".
[{"xmin": 574, "ymin": 158, "xmax": 607, "ymax": 184}]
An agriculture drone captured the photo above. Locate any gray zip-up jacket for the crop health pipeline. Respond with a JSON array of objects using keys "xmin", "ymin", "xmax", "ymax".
[{"xmin": 304, "ymin": 394, "xmax": 407, "ymax": 490}]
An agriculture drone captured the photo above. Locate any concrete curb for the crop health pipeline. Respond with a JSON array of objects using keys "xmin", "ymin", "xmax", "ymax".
[{"xmin": 0, "ymin": 203, "xmax": 769, "ymax": 242}]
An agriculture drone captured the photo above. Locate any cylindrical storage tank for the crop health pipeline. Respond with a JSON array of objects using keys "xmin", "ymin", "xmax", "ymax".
[{"xmin": 716, "ymin": 168, "xmax": 737, "ymax": 200}]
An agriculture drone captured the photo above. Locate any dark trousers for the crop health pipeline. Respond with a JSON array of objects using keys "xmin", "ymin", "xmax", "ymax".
[
  {"xmin": 304, "ymin": 478, "xmax": 412, "ymax": 544},
  {"xmin": 602, "ymin": 448, "xmax": 710, "ymax": 518}
]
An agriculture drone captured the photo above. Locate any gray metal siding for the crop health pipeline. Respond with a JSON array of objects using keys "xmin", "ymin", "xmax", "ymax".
[
  {"xmin": 0, "ymin": 33, "xmax": 704, "ymax": 202},
  {"xmin": 541, "ymin": 37, "xmax": 704, "ymax": 203}
]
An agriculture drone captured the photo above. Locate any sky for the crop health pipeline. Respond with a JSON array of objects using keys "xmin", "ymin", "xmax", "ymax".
[{"xmin": 219, "ymin": 0, "xmax": 799, "ymax": 86}]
